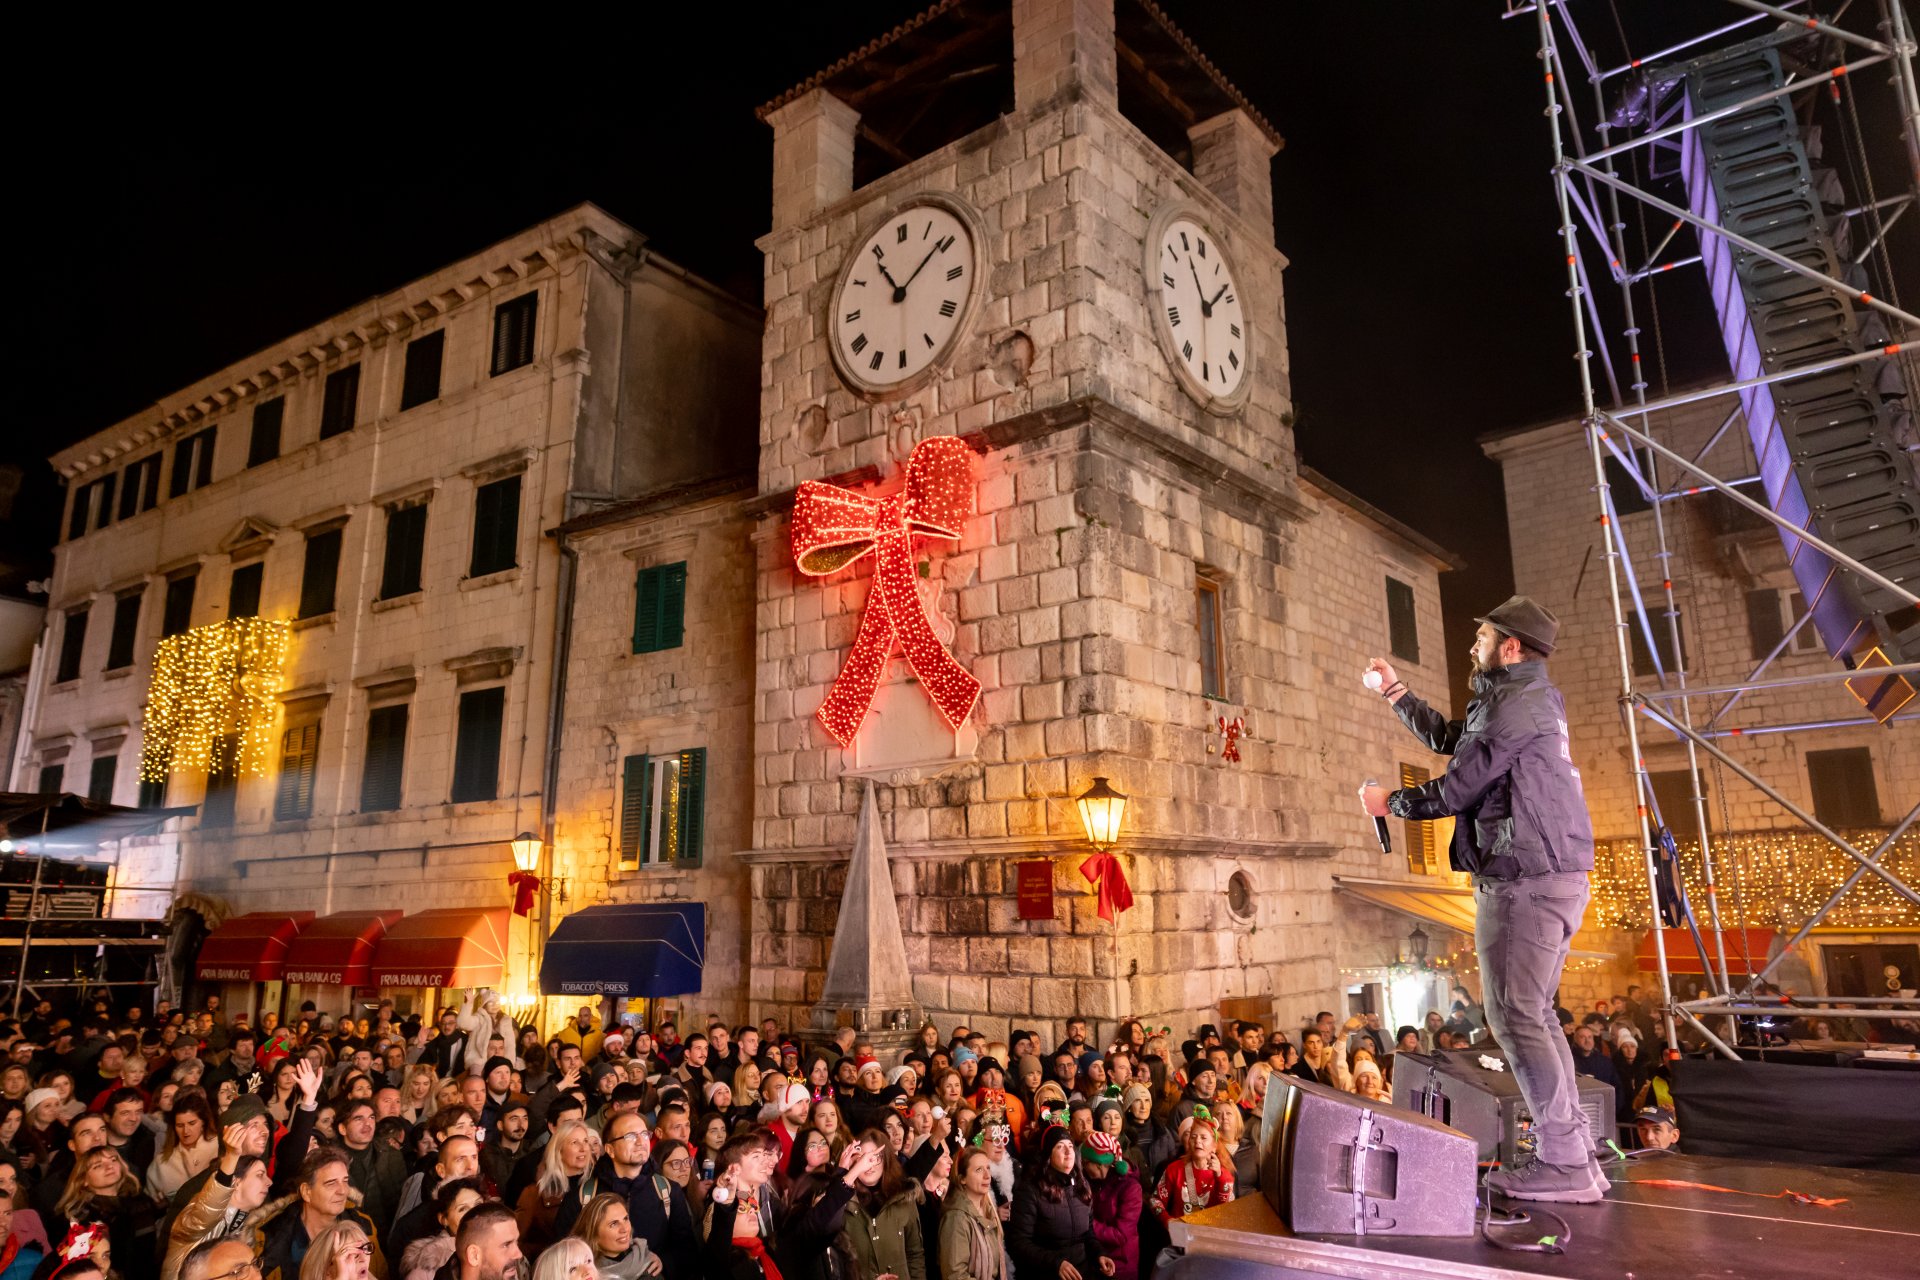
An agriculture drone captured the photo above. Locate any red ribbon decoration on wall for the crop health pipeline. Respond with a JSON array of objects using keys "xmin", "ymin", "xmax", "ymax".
[
  {"xmin": 791, "ymin": 436, "xmax": 982, "ymax": 747},
  {"xmin": 507, "ymin": 871, "xmax": 541, "ymax": 918},
  {"xmin": 1080, "ymin": 850, "xmax": 1134, "ymax": 923},
  {"xmin": 1218, "ymin": 715, "xmax": 1244, "ymax": 763}
]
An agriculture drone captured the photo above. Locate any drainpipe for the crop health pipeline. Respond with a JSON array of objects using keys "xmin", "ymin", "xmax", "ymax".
[{"xmin": 535, "ymin": 536, "xmax": 579, "ymax": 1016}]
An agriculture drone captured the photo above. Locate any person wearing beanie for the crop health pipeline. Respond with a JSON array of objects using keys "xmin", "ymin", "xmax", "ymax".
[
  {"xmin": 967, "ymin": 1059, "xmax": 1026, "ymax": 1140},
  {"xmin": 1080, "ymin": 1131, "xmax": 1141, "ymax": 1280},
  {"xmin": 1007, "ymin": 1124, "xmax": 1107, "ymax": 1280},
  {"xmin": 1150, "ymin": 1106, "xmax": 1234, "ymax": 1225},
  {"xmin": 1363, "ymin": 600, "xmax": 1601, "ymax": 1205},
  {"xmin": 843, "ymin": 1059, "xmax": 897, "ymax": 1135},
  {"xmin": 1119, "ymin": 1083, "xmax": 1176, "ymax": 1195}
]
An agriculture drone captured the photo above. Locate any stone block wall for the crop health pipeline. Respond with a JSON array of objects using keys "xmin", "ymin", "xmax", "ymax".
[{"xmin": 550, "ymin": 489, "xmax": 759, "ymax": 1027}]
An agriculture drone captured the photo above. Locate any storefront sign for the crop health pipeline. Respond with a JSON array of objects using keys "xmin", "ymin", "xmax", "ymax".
[
  {"xmin": 559, "ymin": 980, "xmax": 629, "ymax": 995},
  {"xmin": 283, "ymin": 969, "xmax": 346, "ymax": 985},
  {"xmin": 1017, "ymin": 860, "xmax": 1055, "ymax": 921},
  {"xmin": 376, "ymin": 972, "xmax": 456, "ymax": 988},
  {"xmin": 198, "ymin": 967, "xmax": 261, "ymax": 982}
]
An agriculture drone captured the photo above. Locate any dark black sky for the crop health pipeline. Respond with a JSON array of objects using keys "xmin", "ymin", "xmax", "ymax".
[{"xmin": 20, "ymin": 3, "xmax": 1901, "ymax": 711}]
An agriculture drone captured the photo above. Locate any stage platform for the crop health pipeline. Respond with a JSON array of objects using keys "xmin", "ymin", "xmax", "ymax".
[{"xmin": 1166, "ymin": 1153, "xmax": 1918, "ymax": 1279}]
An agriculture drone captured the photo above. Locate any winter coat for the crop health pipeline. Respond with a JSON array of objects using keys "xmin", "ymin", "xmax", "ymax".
[
  {"xmin": 1148, "ymin": 1157, "xmax": 1233, "ymax": 1225},
  {"xmin": 938, "ymin": 1193, "xmax": 1006, "ymax": 1280},
  {"xmin": 1121, "ymin": 1118, "xmax": 1177, "ymax": 1188},
  {"xmin": 1168, "ymin": 1085, "xmax": 1219, "ymax": 1129},
  {"xmin": 1388, "ymin": 661, "xmax": 1594, "ymax": 878},
  {"xmin": 148, "ymin": 1136, "xmax": 222, "ymax": 1204},
  {"xmin": 399, "ymin": 1232, "xmax": 454, "ymax": 1280},
  {"xmin": 1005, "ymin": 1177, "xmax": 1102, "ymax": 1279},
  {"xmin": 456, "ymin": 993, "xmax": 523, "ymax": 1071},
  {"xmin": 0, "ymin": 1238, "xmax": 41, "ymax": 1280},
  {"xmin": 513, "ymin": 1171, "xmax": 584, "ymax": 1258},
  {"xmin": 245, "ymin": 1188, "xmax": 385, "ymax": 1280},
  {"xmin": 593, "ymin": 1242, "xmax": 655, "ymax": 1280},
  {"xmin": 1087, "ymin": 1172, "xmax": 1142, "ymax": 1280},
  {"xmin": 842, "ymin": 1183, "xmax": 926, "ymax": 1280},
  {"xmin": 775, "ymin": 1171, "xmax": 856, "ymax": 1280},
  {"xmin": 161, "ymin": 1169, "xmax": 249, "ymax": 1280},
  {"xmin": 344, "ymin": 1139, "xmax": 408, "ymax": 1236},
  {"xmin": 625, "ymin": 1160, "xmax": 700, "ymax": 1280}
]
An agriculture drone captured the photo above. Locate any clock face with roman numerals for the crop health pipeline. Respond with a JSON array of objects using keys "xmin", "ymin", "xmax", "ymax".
[
  {"xmin": 1145, "ymin": 207, "xmax": 1252, "ymax": 414},
  {"xmin": 830, "ymin": 198, "xmax": 979, "ymax": 397}
]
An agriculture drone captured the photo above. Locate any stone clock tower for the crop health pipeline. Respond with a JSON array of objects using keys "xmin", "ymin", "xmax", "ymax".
[{"xmin": 746, "ymin": 0, "xmax": 1344, "ymax": 1042}]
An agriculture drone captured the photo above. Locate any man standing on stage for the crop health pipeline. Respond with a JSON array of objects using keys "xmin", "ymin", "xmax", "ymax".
[{"xmin": 1360, "ymin": 595, "xmax": 1604, "ymax": 1203}]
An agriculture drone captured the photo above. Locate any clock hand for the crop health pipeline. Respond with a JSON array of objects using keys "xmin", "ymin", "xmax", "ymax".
[
  {"xmin": 1189, "ymin": 258, "xmax": 1212, "ymax": 317},
  {"xmin": 1208, "ymin": 283, "xmax": 1229, "ymax": 307},
  {"xmin": 900, "ymin": 246, "xmax": 940, "ymax": 293},
  {"xmin": 873, "ymin": 257, "xmax": 902, "ymax": 293}
]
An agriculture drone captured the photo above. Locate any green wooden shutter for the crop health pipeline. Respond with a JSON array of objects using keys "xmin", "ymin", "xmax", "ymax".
[
  {"xmin": 660, "ymin": 563, "xmax": 687, "ymax": 650},
  {"xmin": 275, "ymin": 723, "xmax": 320, "ymax": 820},
  {"xmin": 633, "ymin": 570, "xmax": 661, "ymax": 653},
  {"xmin": 675, "ymin": 748, "xmax": 705, "ymax": 868},
  {"xmin": 1745, "ymin": 588, "xmax": 1784, "ymax": 660},
  {"xmin": 619, "ymin": 754, "xmax": 649, "ymax": 870},
  {"xmin": 451, "ymin": 687, "xmax": 505, "ymax": 803},
  {"xmin": 360, "ymin": 705, "xmax": 409, "ymax": 813}
]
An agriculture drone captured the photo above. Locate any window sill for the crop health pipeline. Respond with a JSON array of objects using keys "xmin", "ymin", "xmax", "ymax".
[
  {"xmin": 103, "ymin": 668, "xmax": 132, "ymax": 682},
  {"xmin": 370, "ymin": 592, "xmax": 422, "ymax": 614},
  {"xmin": 290, "ymin": 612, "xmax": 338, "ymax": 632},
  {"xmin": 48, "ymin": 679, "xmax": 80, "ymax": 693},
  {"xmin": 460, "ymin": 568, "xmax": 521, "ymax": 592}
]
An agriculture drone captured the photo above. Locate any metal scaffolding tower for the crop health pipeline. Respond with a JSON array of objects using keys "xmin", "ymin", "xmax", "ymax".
[{"xmin": 1510, "ymin": 0, "xmax": 1920, "ymax": 1058}]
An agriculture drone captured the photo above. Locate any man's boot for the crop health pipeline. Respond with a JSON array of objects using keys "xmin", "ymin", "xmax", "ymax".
[{"xmin": 1483, "ymin": 1157, "xmax": 1605, "ymax": 1204}]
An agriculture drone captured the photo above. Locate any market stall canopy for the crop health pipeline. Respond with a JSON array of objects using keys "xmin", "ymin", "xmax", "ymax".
[
  {"xmin": 1637, "ymin": 927, "xmax": 1778, "ymax": 976},
  {"xmin": 370, "ymin": 907, "xmax": 509, "ymax": 989},
  {"xmin": 195, "ymin": 911, "xmax": 313, "ymax": 982},
  {"xmin": 281, "ymin": 911, "xmax": 404, "ymax": 987},
  {"xmin": 539, "ymin": 902, "xmax": 704, "ymax": 998}
]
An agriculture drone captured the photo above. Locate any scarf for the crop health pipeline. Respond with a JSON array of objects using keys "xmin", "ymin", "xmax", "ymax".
[{"xmin": 737, "ymin": 1236, "xmax": 784, "ymax": 1280}]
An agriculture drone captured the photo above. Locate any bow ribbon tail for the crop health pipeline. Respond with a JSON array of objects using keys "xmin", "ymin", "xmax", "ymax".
[
  {"xmin": 1080, "ymin": 851, "xmax": 1134, "ymax": 923},
  {"xmin": 876, "ymin": 532, "xmax": 980, "ymax": 730},
  {"xmin": 814, "ymin": 584, "xmax": 899, "ymax": 747}
]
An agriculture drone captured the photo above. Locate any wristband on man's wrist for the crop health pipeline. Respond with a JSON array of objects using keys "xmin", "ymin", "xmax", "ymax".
[{"xmin": 1381, "ymin": 681, "xmax": 1407, "ymax": 700}]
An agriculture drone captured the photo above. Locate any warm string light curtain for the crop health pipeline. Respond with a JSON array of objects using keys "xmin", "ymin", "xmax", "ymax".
[
  {"xmin": 140, "ymin": 617, "xmax": 290, "ymax": 781},
  {"xmin": 790, "ymin": 435, "xmax": 981, "ymax": 747}
]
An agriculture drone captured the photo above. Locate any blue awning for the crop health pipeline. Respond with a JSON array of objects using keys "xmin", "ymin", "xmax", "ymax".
[{"xmin": 540, "ymin": 902, "xmax": 705, "ymax": 998}]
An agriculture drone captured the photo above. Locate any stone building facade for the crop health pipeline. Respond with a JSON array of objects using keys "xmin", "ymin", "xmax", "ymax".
[
  {"xmin": 739, "ymin": 0, "xmax": 1465, "ymax": 1045},
  {"xmin": 28, "ymin": 205, "xmax": 757, "ymax": 1019}
]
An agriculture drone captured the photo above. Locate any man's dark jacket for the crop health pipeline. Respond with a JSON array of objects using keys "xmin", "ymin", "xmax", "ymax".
[{"xmin": 1387, "ymin": 661, "xmax": 1594, "ymax": 878}]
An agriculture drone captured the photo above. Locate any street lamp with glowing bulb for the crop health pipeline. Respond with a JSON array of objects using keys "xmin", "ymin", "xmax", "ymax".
[
  {"xmin": 509, "ymin": 832, "xmax": 542, "ymax": 874},
  {"xmin": 1076, "ymin": 777, "xmax": 1128, "ymax": 851}
]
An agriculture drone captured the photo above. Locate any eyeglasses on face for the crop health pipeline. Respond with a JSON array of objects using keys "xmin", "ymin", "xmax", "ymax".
[{"xmin": 207, "ymin": 1262, "xmax": 262, "ymax": 1280}]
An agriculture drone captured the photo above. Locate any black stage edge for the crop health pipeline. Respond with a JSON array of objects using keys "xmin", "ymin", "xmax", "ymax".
[{"xmin": 1167, "ymin": 1153, "xmax": 1920, "ymax": 1279}]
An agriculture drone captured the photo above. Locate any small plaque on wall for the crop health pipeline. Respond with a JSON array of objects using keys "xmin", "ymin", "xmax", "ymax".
[{"xmin": 1016, "ymin": 860, "xmax": 1055, "ymax": 921}]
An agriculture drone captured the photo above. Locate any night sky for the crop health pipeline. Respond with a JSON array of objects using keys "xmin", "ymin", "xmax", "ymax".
[{"xmin": 20, "ymin": 3, "xmax": 1898, "ymax": 713}]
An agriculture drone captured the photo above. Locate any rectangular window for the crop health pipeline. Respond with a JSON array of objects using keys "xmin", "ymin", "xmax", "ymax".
[
  {"xmin": 227, "ymin": 562, "xmax": 264, "ymax": 620},
  {"xmin": 201, "ymin": 735, "xmax": 239, "ymax": 828},
  {"xmin": 37, "ymin": 764, "xmax": 62, "ymax": 795},
  {"xmin": 491, "ymin": 293, "xmax": 538, "ymax": 376},
  {"xmin": 618, "ymin": 747, "xmax": 707, "ymax": 870},
  {"xmin": 468, "ymin": 476, "xmax": 521, "ymax": 578},
  {"xmin": 248, "ymin": 398, "xmax": 285, "ymax": 467},
  {"xmin": 118, "ymin": 455, "xmax": 162, "ymax": 519},
  {"xmin": 87, "ymin": 755, "xmax": 117, "ymax": 805},
  {"xmin": 68, "ymin": 476, "xmax": 115, "ymax": 539},
  {"xmin": 451, "ymin": 687, "xmax": 506, "ymax": 803},
  {"xmin": 298, "ymin": 527, "xmax": 343, "ymax": 619},
  {"xmin": 1386, "ymin": 576, "xmax": 1420, "ymax": 665},
  {"xmin": 400, "ymin": 331, "xmax": 445, "ymax": 410},
  {"xmin": 1629, "ymin": 613, "xmax": 1687, "ymax": 678},
  {"xmin": 379, "ymin": 503, "xmax": 428, "ymax": 600},
  {"xmin": 1647, "ymin": 770, "xmax": 1710, "ymax": 842},
  {"xmin": 1806, "ymin": 748, "xmax": 1880, "ymax": 827},
  {"xmin": 56, "ymin": 608, "xmax": 89, "ymax": 683},
  {"xmin": 1196, "ymin": 575, "xmax": 1224, "ymax": 699},
  {"xmin": 632, "ymin": 562, "xmax": 688, "ymax": 654},
  {"xmin": 1399, "ymin": 762, "xmax": 1440, "ymax": 874},
  {"xmin": 360, "ymin": 704, "xmax": 409, "ymax": 813},
  {"xmin": 319, "ymin": 365, "xmax": 361, "ymax": 439},
  {"xmin": 274, "ymin": 722, "xmax": 321, "ymax": 821},
  {"xmin": 161, "ymin": 574, "xmax": 197, "ymax": 638},
  {"xmin": 106, "ymin": 593, "xmax": 142, "ymax": 671},
  {"xmin": 137, "ymin": 776, "xmax": 167, "ymax": 809},
  {"xmin": 1603, "ymin": 450, "xmax": 1654, "ymax": 516},
  {"xmin": 1745, "ymin": 587, "xmax": 1822, "ymax": 660},
  {"xmin": 169, "ymin": 427, "xmax": 217, "ymax": 497}
]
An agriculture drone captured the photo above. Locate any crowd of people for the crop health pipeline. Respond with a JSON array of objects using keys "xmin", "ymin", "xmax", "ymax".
[
  {"xmin": 5, "ymin": 976, "xmax": 1881, "ymax": 1280},
  {"xmin": 0, "ymin": 991, "xmax": 1509, "ymax": 1280}
]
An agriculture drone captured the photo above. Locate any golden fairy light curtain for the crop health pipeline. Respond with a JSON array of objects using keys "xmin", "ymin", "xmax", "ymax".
[{"xmin": 139, "ymin": 617, "xmax": 289, "ymax": 781}]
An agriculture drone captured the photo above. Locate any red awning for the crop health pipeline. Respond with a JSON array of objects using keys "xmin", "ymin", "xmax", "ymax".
[
  {"xmin": 195, "ymin": 911, "xmax": 314, "ymax": 982},
  {"xmin": 1636, "ymin": 927, "xmax": 1778, "ymax": 975},
  {"xmin": 370, "ymin": 907, "xmax": 510, "ymax": 989},
  {"xmin": 281, "ymin": 911, "xmax": 404, "ymax": 987}
]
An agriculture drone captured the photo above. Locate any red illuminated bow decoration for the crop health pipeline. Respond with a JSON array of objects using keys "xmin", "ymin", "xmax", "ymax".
[
  {"xmin": 1217, "ymin": 716, "xmax": 1244, "ymax": 763},
  {"xmin": 507, "ymin": 870, "xmax": 541, "ymax": 917},
  {"xmin": 791, "ymin": 436, "xmax": 981, "ymax": 746},
  {"xmin": 1080, "ymin": 850, "xmax": 1135, "ymax": 923},
  {"xmin": 52, "ymin": 1223, "xmax": 106, "ymax": 1276}
]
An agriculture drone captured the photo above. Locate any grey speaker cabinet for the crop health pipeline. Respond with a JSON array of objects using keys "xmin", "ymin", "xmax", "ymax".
[
  {"xmin": 1260, "ymin": 1074, "xmax": 1478, "ymax": 1237},
  {"xmin": 1391, "ymin": 1048, "xmax": 1615, "ymax": 1167}
]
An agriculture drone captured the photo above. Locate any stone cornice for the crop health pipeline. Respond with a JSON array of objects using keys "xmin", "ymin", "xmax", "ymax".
[
  {"xmin": 738, "ymin": 834, "xmax": 1335, "ymax": 866},
  {"xmin": 53, "ymin": 204, "xmax": 643, "ymax": 480}
]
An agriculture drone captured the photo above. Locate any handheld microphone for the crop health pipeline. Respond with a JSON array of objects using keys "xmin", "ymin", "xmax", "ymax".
[{"xmin": 1362, "ymin": 777, "xmax": 1391, "ymax": 854}]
